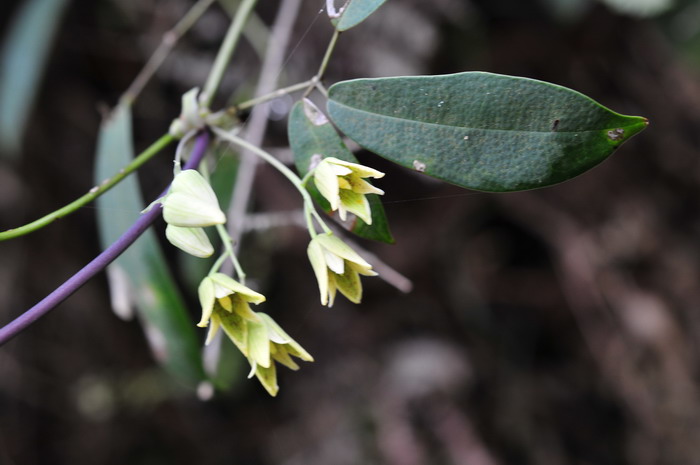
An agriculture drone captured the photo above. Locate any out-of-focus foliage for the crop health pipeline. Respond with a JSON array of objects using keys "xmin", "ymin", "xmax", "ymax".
[{"xmin": 0, "ymin": 0, "xmax": 69, "ymax": 158}]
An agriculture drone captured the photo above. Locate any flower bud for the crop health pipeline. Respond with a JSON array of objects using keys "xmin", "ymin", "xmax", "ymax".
[{"xmin": 162, "ymin": 170, "xmax": 226, "ymax": 227}]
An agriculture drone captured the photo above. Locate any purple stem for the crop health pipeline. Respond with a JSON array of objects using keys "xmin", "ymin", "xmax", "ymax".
[{"xmin": 0, "ymin": 131, "xmax": 211, "ymax": 346}]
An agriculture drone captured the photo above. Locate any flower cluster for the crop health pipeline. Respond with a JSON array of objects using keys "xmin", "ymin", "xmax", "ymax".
[
  {"xmin": 198, "ymin": 273, "xmax": 313, "ymax": 396},
  {"xmin": 158, "ymin": 98, "xmax": 388, "ymax": 394}
]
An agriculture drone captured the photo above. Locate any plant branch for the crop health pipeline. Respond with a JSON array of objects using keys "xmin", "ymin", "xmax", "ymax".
[
  {"xmin": 230, "ymin": 79, "xmax": 313, "ymax": 113},
  {"xmin": 201, "ymin": 0, "xmax": 258, "ymax": 107},
  {"xmin": 303, "ymin": 29, "xmax": 340, "ymax": 97},
  {"xmin": 0, "ymin": 132, "xmax": 211, "ymax": 347},
  {"xmin": 0, "ymin": 134, "xmax": 175, "ymax": 242},
  {"xmin": 226, "ymin": 0, "xmax": 301, "ymax": 255},
  {"xmin": 122, "ymin": 0, "xmax": 217, "ymax": 104}
]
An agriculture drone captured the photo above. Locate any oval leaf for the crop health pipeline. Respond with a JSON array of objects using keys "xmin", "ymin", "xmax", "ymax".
[
  {"xmin": 327, "ymin": 72, "xmax": 648, "ymax": 192},
  {"xmin": 332, "ymin": 0, "xmax": 387, "ymax": 31},
  {"xmin": 288, "ymin": 99, "xmax": 393, "ymax": 243},
  {"xmin": 95, "ymin": 104, "xmax": 205, "ymax": 386}
]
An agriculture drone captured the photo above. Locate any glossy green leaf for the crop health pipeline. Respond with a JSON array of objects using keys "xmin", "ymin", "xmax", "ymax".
[
  {"xmin": 332, "ymin": 0, "xmax": 387, "ymax": 31},
  {"xmin": 327, "ymin": 72, "xmax": 648, "ymax": 192},
  {"xmin": 0, "ymin": 0, "xmax": 69, "ymax": 157},
  {"xmin": 288, "ymin": 100, "xmax": 393, "ymax": 243},
  {"xmin": 95, "ymin": 104, "xmax": 205, "ymax": 387}
]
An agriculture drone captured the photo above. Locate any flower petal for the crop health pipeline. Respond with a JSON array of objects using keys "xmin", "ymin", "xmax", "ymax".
[
  {"xmin": 326, "ymin": 158, "xmax": 384, "ymax": 179},
  {"xmin": 197, "ymin": 276, "xmax": 216, "ymax": 327},
  {"xmin": 333, "ymin": 267, "xmax": 363, "ymax": 304},
  {"xmin": 218, "ymin": 308, "xmax": 249, "ymax": 355},
  {"xmin": 308, "ymin": 238, "xmax": 330, "ymax": 306},
  {"xmin": 247, "ymin": 318, "xmax": 271, "ymax": 368},
  {"xmin": 339, "ymin": 189, "xmax": 372, "ymax": 224},
  {"xmin": 313, "ymin": 161, "xmax": 341, "ymax": 210},
  {"xmin": 315, "ymin": 234, "xmax": 372, "ymax": 270},
  {"xmin": 347, "ymin": 176, "xmax": 384, "ymax": 195},
  {"xmin": 324, "ymin": 249, "xmax": 345, "ymax": 275},
  {"xmin": 254, "ymin": 363, "xmax": 279, "ymax": 397},
  {"xmin": 205, "ymin": 312, "xmax": 221, "ymax": 345},
  {"xmin": 210, "ymin": 273, "xmax": 266, "ymax": 304},
  {"xmin": 258, "ymin": 313, "xmax": 314, "ymax": 362},
  {"xmin": 165, "ymin": 225, "xmax": 214, "ymax": 258}
]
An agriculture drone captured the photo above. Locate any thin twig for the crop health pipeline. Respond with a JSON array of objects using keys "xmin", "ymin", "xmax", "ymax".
[
  {"xmin": 226, "ymin": 0, "xmax": 302, "ymax": 254},
  {"xmin": 122, "ymin": 0, "xmax": 217, "ymax": 104},
  {"xmin": 0, "ymin": 134, "xmax": 175, "ymax": 241},
  {"xmin": 202, "ymin": 0, "xmax": 258, "ymax": 107}
]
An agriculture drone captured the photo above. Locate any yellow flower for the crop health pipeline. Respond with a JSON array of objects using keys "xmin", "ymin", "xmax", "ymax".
[
  {"xmin": 313, "ymin": 157, "xmax": 384, "ymax": 224},
  {"xmin": 307, "ymin": 233, "xmax": 377, "ymax": 306},
  {"xmin": 198, "ymin": 274, "xmax": 312, "ymax": 396},
  {"xmin": 245, "ymin": 313, "xmax": 314, "ymax": 396}
]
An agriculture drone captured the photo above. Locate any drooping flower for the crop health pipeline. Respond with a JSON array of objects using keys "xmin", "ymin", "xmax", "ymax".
[
  {"xmin": 313, "ymin": 157, "xmax": 384, "ymax": 224},
  {"xmin": 162, "ymin": 169, "xmax": 226, "ymax": 227},
  {"xmin": 307, "ymin": 233, "xmax": 377, "ymax": 306},
  {"xmin": 245, "ymin": 313, "xmax": 314, "ymax": 396},
  {"xmin": 197, "ymin": 273, "xmax": 312, "ymax": 396}
]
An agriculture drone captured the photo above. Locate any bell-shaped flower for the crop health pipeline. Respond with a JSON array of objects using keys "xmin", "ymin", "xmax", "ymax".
[
  {"xmin": 162, "ymin": 169, "xmax": 226, "ymax": 227},
  {"xmin": 245, "ymin": 313, "xmax": 314, "ymax": 396},
  {"xmin": 313, "ymin": 157, "xmax": 384, "ymax": 224},
  {"xmin": 165, "ymin": 224, "xmax": 214, "ymax": 258},
  {"xmin": 307, "ymin": 233, "xmax": 377, "ymax": 306},
  {"xmin": 198, "ymin": 273, "xmax": 265, "ymax": 340}
]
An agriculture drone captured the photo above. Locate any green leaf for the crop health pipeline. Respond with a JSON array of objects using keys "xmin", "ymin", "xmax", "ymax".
[
  {"xmin": 327, "ymin": 72, "xmax": 648, "ymax": 192},
  {"xmin": 332, "ymin": 0, "xmax": 388, "ymax": 31},
  {"xmin": 0, "ymin": 0, "xmax": 69, "ymax": 158},
  {"xmin": 94, "ymin": 104, "xmax": 205, "ymax": 387},
  {"xmin": 288, "ymin": 99, "xmax": 393, "ymax": 243}
]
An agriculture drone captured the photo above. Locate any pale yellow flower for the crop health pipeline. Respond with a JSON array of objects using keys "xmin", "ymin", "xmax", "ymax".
[
  {"xmin": 307, "ymin": 233, "xmax": 376, "ymax": 306},
  {"xmin": 314, "ymin": 157, "xmax": 384, "ymax": 224}
]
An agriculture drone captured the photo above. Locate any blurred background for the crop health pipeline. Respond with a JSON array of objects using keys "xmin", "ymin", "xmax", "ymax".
[{"xmin": 1, "ymin": 0, "xmax": 700, "ymax": 464}]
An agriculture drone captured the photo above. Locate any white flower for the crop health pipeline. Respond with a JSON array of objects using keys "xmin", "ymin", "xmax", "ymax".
[{"xmin": 161, "ymin": 170, "xmax": 226, "ymax": 227}]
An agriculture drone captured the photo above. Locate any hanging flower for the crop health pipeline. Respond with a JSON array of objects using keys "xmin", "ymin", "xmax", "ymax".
[
  {"xmin": 307, "ymin": 233, "xmax": 377, "ymax": 306},
  {"xmin": 198, "ymin": 273, "xmax": 312, "ymax": 396},
  {"xmin": 244, "ymin": 313, "xmax": 314, "ymax": 396},
  {"xmin": 313, "ymin": 157, "xmax": 384, "ymax": 224}
]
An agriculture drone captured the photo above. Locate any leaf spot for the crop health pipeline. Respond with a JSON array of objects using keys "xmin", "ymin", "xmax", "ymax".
[
  {"xmin": 463, "ymin": 135, "xmax": 469, "ymax": 140},
  {"xmin": 413, "ymin": 160, "xmax": 426, "ymax": 172},
  {"xmin": 607, "ymin": 128, "xmax": 625, "ymax": 141},
  {"xmin": 551, "ymin": 119, "xmax": 560, "ymax": 132}
]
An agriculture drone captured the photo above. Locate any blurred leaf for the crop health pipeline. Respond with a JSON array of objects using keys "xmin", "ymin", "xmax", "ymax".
[
  {"xmin": 332, "ymin": 0, "xmax": 387, "ymax": 31},
  {"xmin": 327, "ymin": 72, "xmax": 648, "ymax": 192},
  {"xmin": 0, "ymin": 0, "xmax": 69, "ymax": 158},
  {"xmin": 598, "ymin": 0, "xmax": 673, "ymax": 17},
  {"xmin": 288, "ymin": 99, "xmax": 393, "ymax": 243},
  {"xmin": 95, "ymin": 104, "xmax": 205, "ymax": 387}
]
